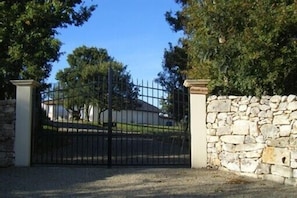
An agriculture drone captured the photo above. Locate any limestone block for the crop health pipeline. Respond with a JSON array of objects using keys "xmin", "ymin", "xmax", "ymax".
[
  {"xmin": 240, "ymin": 96, "xmax": 251, "ymax": 105},
  {"xmin": 207, "ymin": 143, "xmax": 215, "ymax": 148},
  {"xmin": 207, "ymin": 113, "xmax": 217, "ymax": 123},
  {"xmin": 258, "ymin": 111, "xmax": 268, "ymax": 118},
  {"xmin": 269, "ymin": 102, "xmax": 278, "ymax": 109},
  {"xmin": 232, "ymin": 120, "xmax": 249, "ymax": 135},
  {"xmin": 244, "ymin": 136, "xmax": 256, "ymax": 144},
  {"xmin": 273, "ymin": 115, "xmax": 290, "ymax": 125},
  {"xmin": 293, "ymin": 169, "xmax": 297, "ymax": 178},
  {"xmin": 207, "ymin": 100, "xmax": 231, "ymax": 112},
  {"xmin": 287, "ymin": 95, "xmax": 296, "ymax": 103},
  {"xmin": 222, "ymin": 143, "xmax": 235, "ymax": 152},
  {"xmin": 228, "ymin": 96, "xmax": 238, "ymax": 99},
  {"xmin": 249, "ymin": 122, "xmax": 259, "ymax": 136},
  {"xmin": 267, "ymin": 138, "xmax": 290, "ymax": 148},
  {"xmin": 217, "ymin": 113, "xmax": 228, "ymax": 120},
  {"xmin": 263, "ymin": 174, "xmax": 284, "ymax": 184},
  {"xmin": 289, "ymin": 137, "xmax": 297, "ymax": 150},
  {"xmin": 258, "ymin": 119, "xmax": 272, "ymax": 125},
  {"xmin": 218, "ymin": 120, "xmax": 226, "ymax": 127},
  {"xmin": 250, "ymin": 107, "xmax": 260, "ymax": 117},
  {"xmin": 279, "ymin": 125, "xmax": 291, "ymax": 137},
  {"xmin": 239, "ymin": 104, "xmax": 247, "ymax": 112},
  {"xmin": 235, "ymin": 143, "xmax": 265, "ymax": 152},
  {"xmin": 291, "ymin": 151, "xmax": 297, "ymax": 168},
  {"xmin": 230, "ymin": 105, "xmax": 238, "ymax": 112},
  {"xmin": 241, "ymin": 159, "xmax": 259, "ymax": 173},
  {"xmin": 245, "ymin": 106, "xmax": 251, "ymax": 116},
  {"xmin": 220, "ymin": 135, "xmax": 244, "ymax": 144},
  {"xmin": 290, "ymin": 111, "xmax": 297, "ymax": 120},
  {"xmin": 215, "ymin": 142, "xmax": 222, "ymax": 153},
  {"xmin": 271, "ymin": 165, "xmax": 292, "ymax": 178},
  {"xmin": 226, "ymin": 115, "xmax": 232, "ymax": 125},
  {"xmin": 259, "ymin": 104, "xmax": 270, "ymax": 111},
  {"xmin": 256, "ymin": 135, "xmax": 265, "ymax": 143},
  {"xmin": 208, "ymin": 147, "xmax": 217, "ymax": 153},
  {"xmin": 260, "ymin": 124, "xmax": 278, "ymax": 139},
  {"xmin": 292, "ymin": 121, "xmax": 297, "ymax": 134},
  {"xmin": 207, "ymin": 136, "xmax": 219, "ymax": 143},
  {"xmin": 290, "ymin": 161, "xmax": 297, "ymax": 169},
  {"xmin": 232, "ymin": 116, "xmax": 239, "ymax": 121},
  {"xmin": 221, "ymin": 161, "xmax": 240, "ymax": 171},
  {"xmin": 287, "ymin": 101, "xmax": 297, "ymax": 111},
  {"xmin": 239, "ymin": 115, "xmax": 249, "ymax": 120},
  {"xmin": 278, "ymin": 102, "xmax": 287, "ymax": 111},
  {"xmin": 212, "ymin": 158, "xmax": 221, "ymax": 167},
  {"xmin": 281, "ymin": 96, "xmax": 287, "ymax": 102},
  {"xmin": 260, "ymin": 96, "xmax": 270, "ymax": 105},
  {"xmin": 270, "ymin": 95, "xmax": 282, "ymax": 103},
  {"xmin": 207, "ymin": 129, "xmax": 216, "ymax": 135},
  {"xmin": 273, "ymin": 111, "xmax": 283, "ymax": 115},
  {"xmin": 262, "ymin": 147, "xmax": 290, "ymax": 166},
  {"xmin": 216, "ymin": 126, "xmax": 231, "ymax": 136},
  {"xmin": 255, "ymin": 163, "xmax": 270, "ymax": 174},
  {"xmin": 266, "ymin": 110, "xmax": 273, "ymax": 118},
  {"xmin": 239, "ymin": 150, "xmax": 262, "ymax": 158},
  {"xmin": 218, "ymin": 96, "xmax": 227, "ymax": 100},
  {"xmin": 250, "ymin": 96, "xmax": 259, "ymax": 103}
]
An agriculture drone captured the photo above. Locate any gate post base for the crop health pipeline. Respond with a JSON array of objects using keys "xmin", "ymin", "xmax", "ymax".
[
  {"xmin": 184, "ymin": 79, "xmax": 209, "ymax": 168},
  {"xmin": 11, "ymin": 80, "xmax": 40, "ymax": 167}
]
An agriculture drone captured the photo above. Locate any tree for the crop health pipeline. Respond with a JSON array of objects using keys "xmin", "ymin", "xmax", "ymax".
[
  {"xmin": 0, "ymin": 1, "xmax": 96, "ymax": 99},
  {"xmin": 55, "ymin": 46, "xmax": 139, "ymax": 122},
  {"xmin": 184, "ymin": 0, "xmax": 297, "ymax": 95},
  {"xmin": 155, "ymin": 0, "xmax": 189, "ymax": 121}
]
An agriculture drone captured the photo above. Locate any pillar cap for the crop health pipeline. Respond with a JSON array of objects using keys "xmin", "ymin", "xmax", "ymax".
[
  {"xmin": 11, "ymin": 80, "xmax": 40, "ymax": 87},
  {"xmin": 183, "ymin": 79, "xmax": 210, "ymax": 95},
  {"xmin": 183, "ymin": 79, "xmax": 210, "ymax": 87}
]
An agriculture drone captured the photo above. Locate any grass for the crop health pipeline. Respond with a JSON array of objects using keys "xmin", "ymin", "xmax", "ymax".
[
  {"xmin": 39, "ymin": 120, "xmax": 187, "ymax": 136},
  {"xmin": 115, "ymin": 122, "xmax": 185, "ymax": 135}
]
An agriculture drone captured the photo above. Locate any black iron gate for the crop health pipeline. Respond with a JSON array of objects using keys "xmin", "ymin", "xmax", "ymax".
[{"xmin": 31, "ymin": 68, "xmax": 190, "ymax": 167}]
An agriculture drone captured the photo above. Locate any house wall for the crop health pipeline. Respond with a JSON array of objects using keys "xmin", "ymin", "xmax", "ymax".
[
  {"xmin": 206, "ymin": 95, "xmax": 297, "ymax": 185},
  {"xmin": 42, "ymin": 104, "xmax": 68, "ymax": 121},
  {"xmin": 0, "ymin": 100, "xmax": 15, "ymax": 167},
  {"xmin": 87, "ymin": 106, "xmax": 173, "ymax": 126},
  {"xmin": 94, "ymin": 109, "xmax": 171, "ymax": 126}
]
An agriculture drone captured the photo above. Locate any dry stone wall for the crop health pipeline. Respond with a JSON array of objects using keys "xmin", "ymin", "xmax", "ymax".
[
  {"xmin": 207, "ymin": 95, "xmax": 297, "ymax": 185},
  {"xmin": 0, "ymin": 100, "xmax": 15, "ymax": 167}
]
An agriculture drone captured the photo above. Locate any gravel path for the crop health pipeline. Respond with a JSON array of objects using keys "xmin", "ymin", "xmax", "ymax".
[{"xmin": 0, "ymin": 167, "xmax": 296, "ymax": 197}]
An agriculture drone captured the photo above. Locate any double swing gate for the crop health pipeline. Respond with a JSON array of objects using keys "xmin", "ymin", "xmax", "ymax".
[{"xmin": 31, "ymin": 68, "xmax": 190, "ymax": 167}]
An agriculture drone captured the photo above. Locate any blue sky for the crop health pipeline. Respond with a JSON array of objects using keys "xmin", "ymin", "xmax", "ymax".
[{"xmin": 48, "ymin": 0, "xmax": 182, "ymax": 83}]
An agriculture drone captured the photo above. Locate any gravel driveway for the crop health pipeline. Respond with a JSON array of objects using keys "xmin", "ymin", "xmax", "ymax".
[{"xmin": 0, "ymin": 167, "xmax": 296, "ymax": 197}]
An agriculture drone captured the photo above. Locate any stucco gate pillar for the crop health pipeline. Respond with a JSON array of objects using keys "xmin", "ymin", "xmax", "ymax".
[
  {"xmin": 184, "ymin": 79, "xmax": 209, "ymax": 168},
  {"xmin": 11, "ymin": 80, "xmax": 40, "ymax": 167}
]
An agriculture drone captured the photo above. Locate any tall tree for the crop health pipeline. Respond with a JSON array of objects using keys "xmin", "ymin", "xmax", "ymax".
[
  {"xmin": 184, "ymin": 0, "xmax": 297, "ymax": 95},
  {"xmin": 155, "ymin": 0, "xmax": 189, "ymax": 121},
  {"xmin": 55, "ymin": 46, "xmax": 139, "ymax": 121},
  {"xmin": 0, "ymin": 1, "xmax": 96, "ymax": 99}
]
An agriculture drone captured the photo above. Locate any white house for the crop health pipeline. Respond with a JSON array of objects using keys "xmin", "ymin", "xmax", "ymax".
[
  {"xmin": 41, "ymin": 100, "xmax": 68, "ymax": 121},
  {"xmin": 42, "ymin": 99, "xmax": 174, "ymax": 126}
]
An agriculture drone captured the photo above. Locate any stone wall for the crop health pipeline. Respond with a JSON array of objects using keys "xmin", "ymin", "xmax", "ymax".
[
  {"xmin": 206, "ymin": 95, "xmax": 297, "ymax": 185},
  {"xmin": 0, "ymin": 100, "xmax": 15, "ymax": 167}
]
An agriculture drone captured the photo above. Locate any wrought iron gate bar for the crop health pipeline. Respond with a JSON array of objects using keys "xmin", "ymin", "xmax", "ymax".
[{"xmin": 31, "ymin": 74, "xmax": 190, "ymax": 167}]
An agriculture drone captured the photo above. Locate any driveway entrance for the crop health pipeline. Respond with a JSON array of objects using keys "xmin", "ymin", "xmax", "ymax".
[{"xmin": 31, "ymin": 68, "xmax": 190, "ymax": 167}]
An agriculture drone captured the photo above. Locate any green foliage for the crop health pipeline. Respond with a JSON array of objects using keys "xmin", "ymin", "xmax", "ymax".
[
  {"xmin": 56, "ymin": 46, "xmax": 139, "ymax": 121},
  {"xmin": 184, "ymin": 0, "xmax": 297, "ymax": 95},
  {"xmin": 0, "ymin": 1, "xmax": 96, "ymax": 99}
]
